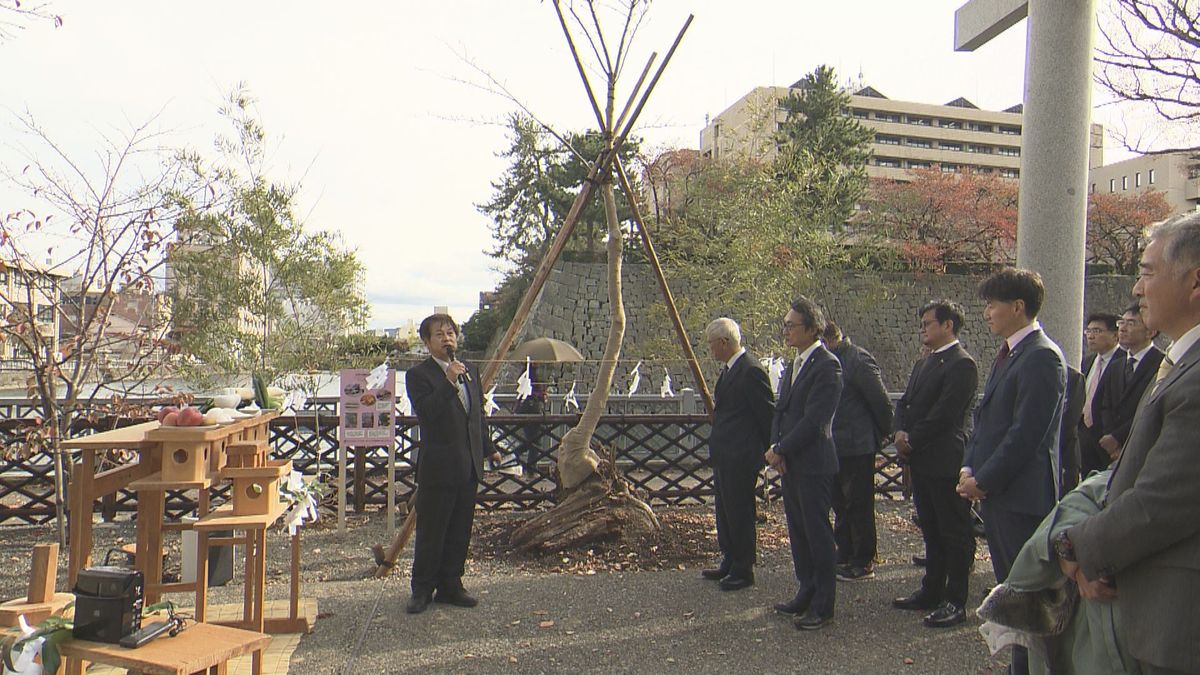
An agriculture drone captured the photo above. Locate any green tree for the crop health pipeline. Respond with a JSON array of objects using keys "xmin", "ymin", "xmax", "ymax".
[
  {"xmin": 775, "ymin": 65, "xmax": 874, "ymax": 230},
  {"xmin": 478, "ymin": 113, "xmax": 641, "ymax": 273},
  {"xmin": 169, "ymin": 89, "xmax": 368, "ymax": 388},
  {"xmin": 652, "ymin": 154, "xmax": 846, "ymax": 355},
  {"xmin": 470, "ymin": 114, "xmax": 641, "ymax": 349}
]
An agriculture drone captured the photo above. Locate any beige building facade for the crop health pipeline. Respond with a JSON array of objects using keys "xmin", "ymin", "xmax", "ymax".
[
  {"xmin": 1088, "ymin": 151, "xmax": 1200, "ymax": 215},
  {"xmin": 699, "ymin": 84, "xmax": 1104, "ymax": 181}
]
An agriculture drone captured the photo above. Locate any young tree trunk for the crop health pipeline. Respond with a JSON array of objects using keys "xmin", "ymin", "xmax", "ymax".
[{"xmin": 511, "ymin": 177, "xmax": 659, "ymax": 552}]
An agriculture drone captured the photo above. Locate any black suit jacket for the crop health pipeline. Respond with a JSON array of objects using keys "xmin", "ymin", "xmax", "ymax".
[
  {"xmin": 405, "ymin": 357, "xmax": 491, "ymax": 489},
  {"xmin": 709, "ymin": 351, "xmax": 775, "ymax": 469},
  {"xmin": 894, "ymin": 343, "xmax": 978, "ymax": 479},
  {"xmin": 1099, "ymin": 345, "xmax": 1165, "ymax": 446},
  {"xmin": 829, "ymin": 340, "xmax": 893, "ymax": 458},
  {"xmin": 771, "ymin": 344, "xmax": 842, "ymax": 475},
  {"xmin": 1078, "ymin": 349, "xmax": 1126, "ymax": 460},
  {"xmin": 963, "ymin": 329, "xmax": 1066, "ymax": 517}
]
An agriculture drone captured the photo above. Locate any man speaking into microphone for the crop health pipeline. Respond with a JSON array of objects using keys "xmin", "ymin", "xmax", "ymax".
[{"xmin": 404, "ymin": 313, "xmax": 500, "ymax": 614}]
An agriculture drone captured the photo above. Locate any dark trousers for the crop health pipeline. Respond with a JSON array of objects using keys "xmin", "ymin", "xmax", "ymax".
[
  {"xmin": 712, "ymin": 460, "xmax": 760, "ymax": 578},
  {"xmin": 911, "ymin": 472, "xmax": 975, "ymax": 606},
  {"xmin": 411, "ymin": 480, "xmax": 478, "ymax": 596},
  {"xmin": 831, "ymin": 453, "xmax": 877, "ymax": 568},
  {"xmin": 980, "ymin": 502, "xmax": 1045, "ymax": 675},
  {"xmin": 1077, "ymin": 426, "xmax": 1111, "ymax": 478},
  {"xmin": 781, "ymin": 472, "xmax": 836, "ymax": 618}
]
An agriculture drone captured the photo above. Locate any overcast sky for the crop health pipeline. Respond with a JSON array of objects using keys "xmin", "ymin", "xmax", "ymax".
[{"xmin": 2, "ymin": 1, "xmax": 1139, "ymax": 329}]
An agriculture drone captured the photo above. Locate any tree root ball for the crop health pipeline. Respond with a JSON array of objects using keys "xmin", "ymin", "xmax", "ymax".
[{"xmin": 510, "ymin": 460, "xmax": 660, "ymax": 552}]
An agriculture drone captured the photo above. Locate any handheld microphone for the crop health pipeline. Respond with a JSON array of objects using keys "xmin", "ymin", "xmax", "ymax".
[{"xmin": 445, "ymin": 347, "xmax": 470, "ymax": 382}]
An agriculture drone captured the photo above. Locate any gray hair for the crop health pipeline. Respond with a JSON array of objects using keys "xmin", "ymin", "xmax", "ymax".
[
  {"xmin": 705, "ymin": 317, "xmax": 742, "ymax": 346},
  {"xmin": 1150, "ymin": 211, "xmax": 1200, "ymax": 276}
]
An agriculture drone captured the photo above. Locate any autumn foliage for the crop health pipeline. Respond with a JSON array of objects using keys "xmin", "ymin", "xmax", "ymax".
[
  {"xmin": 868, "ymin": 169, "xmax": 1018, "ymax": 270},
  {"xmin": 867, "ymin": 168, "xmax": 1172, "ymax": 273},
  {"xmin": 1086, "ymin": 190, "xmax": 1171, "ymax": 274}
]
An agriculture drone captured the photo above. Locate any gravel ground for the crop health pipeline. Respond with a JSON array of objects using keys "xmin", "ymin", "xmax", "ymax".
[{"xmin": 1, "ymin": 499, "xmax": 1011, "ymax": 674}]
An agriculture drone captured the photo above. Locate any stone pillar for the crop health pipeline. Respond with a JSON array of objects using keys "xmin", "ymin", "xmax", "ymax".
[{"xmin": 1016, "ymin": 0, "xmax": 1095, "ymax": 367}]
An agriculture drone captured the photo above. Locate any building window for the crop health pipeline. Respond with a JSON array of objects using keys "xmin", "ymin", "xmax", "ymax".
[
  {"xmin": 876, "ymin": 135, "xmax": 900, "ymax": 145},
  {"xmin": 908, "ymin": 160, "xmax": 932, "ymax": 169},
  {"xmin": 998, "ymin": 125, "xmax": 1021, "ymax": 135},
  {"xmin": 907, "ymin": 116, "xmax": 932, "ymax": 126},
  {"xmin": 999, "ymin": 168, "xmax": 1020, "ymax": 178},
  {"xmin": 941, "ymin": 163, "xmax": 959, "ymax": 173},
  {"xmin": 967, "ymin": 144, "xmax": 993, "ymax": 154},
  {"xmin": 1110, "ymin": 178, "xmax": 1116, "ymax": 192},
  {"xmin": 851, "ymin": 109, "xmax": 867, "ymax": 119},
  {"xmin": 940, "ymin": 119, "xmax": 962, "ymax": 129},
  {"xmin": 939, "ymin": 142, "xmax": 963, "ymax": 152},
  {"xmin": 1122, "ymin": 175, "xmax": 1129, "ymax": 190},
  {"xmin": 0, "ymin": 271, "xmax": 7, "ymax": 284},
  {"xmin": 1135, "ymin": 172, "xmax": 1142, "ymax": 187},
  {"xmin": 875, "ymin": 112, "xmax": 901, "ymax": 123},
  {"xmin": 1149, "ymin": 168, "xmax": 1156, "ymax": 184},
  {"xmin": 906, "ymin": 138, "xmax": 932, "ymax": 149},
  {"xmin": 969, "ymin": 122, "xmax": 994, "ymax": 133},
  {"xmin": 36, "ymin": 305, "xmax": 54, "ymax": 323},
  {"xmin": 973, "ymin": 167, "xmax": 993, "ymax": 175},
  {"xmin": 997, "ymin": 146, "xmax": 1021, "ymax": 157},
  {"xmin": 1091, "ymin": 183, "xmax": 1096, "ymax": 194},
  {"xmin": 876, "ymin": 157, "xmax": 901, "ymax": 168}
]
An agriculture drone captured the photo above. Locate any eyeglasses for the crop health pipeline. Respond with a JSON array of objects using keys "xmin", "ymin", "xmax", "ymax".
[
  {"xmin": 1083, "ymin": 328, "xmax": 1113, "ymax": 335},
  {"xmin": 782, "ymin": 321, "xmax": 805, "ymax": 331}
]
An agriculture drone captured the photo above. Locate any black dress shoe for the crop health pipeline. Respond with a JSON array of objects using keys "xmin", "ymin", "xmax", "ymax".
[
  {"xmin": 406, "ymin": 593, "xmax": 432, "ymax": 614},
  {"xmin": 773, "ymin": 591, "xmax": 813, "ymax": 615},
  {"xmin": 892, "ymin": 591, "xmax": 940, "ymax": 611},
  {"xmin": 923, "ymin": 602, "xmax": 966, "ymax": 628},
  {"xmin": 718, "ymin": 575, "xmax": 754, "ymax": 591},
  {"xmin": 912, "ymin": 555, "xmax": 928, "ymax": 567},
  {"xmin": 701, "ymin": 567, "xmax": 731, "ymax": 581},
  {"xmin": 434, "ymin": 590, "xmax": 479, "ymax": 608},
  {"xmin": 794, "ymin": 609, "xmax": 833, "ymax": 631}
]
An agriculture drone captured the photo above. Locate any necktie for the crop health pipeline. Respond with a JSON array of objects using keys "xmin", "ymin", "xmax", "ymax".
[
  {"xmin": 458, "ymin": 376, "xmax": 470, "ymax": 412},
  {"xmin": 1152, "ymin": 356, "xmax": 1175, "ymax": 394},
  {"xmin": 791, "ymin": 355, "xmax": 804, "ymax": 384},
  {"xmin": 993, "ymin": 342, "xmax": 1011, "ymax": 373},
  {"xmin": 1082, "ymin": 355, "xmax": 1105, "ymax": 427},
  {"xmin": 1126, "ymin": 356, "xmax": 1137, "ymax": 380}
]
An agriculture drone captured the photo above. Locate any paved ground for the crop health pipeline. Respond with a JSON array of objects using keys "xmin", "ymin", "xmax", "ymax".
[{"xmin": 1, "ymin": 500, "xmax": 1011, "ymax": 674}]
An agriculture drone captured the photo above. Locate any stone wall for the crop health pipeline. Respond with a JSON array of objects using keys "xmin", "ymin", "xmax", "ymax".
[{"xmin": 511, "ymin": 262, "xmax": 1136, "ymax": 393}]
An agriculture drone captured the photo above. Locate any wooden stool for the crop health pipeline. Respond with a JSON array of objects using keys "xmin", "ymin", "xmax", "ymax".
[
  {"xmin": 0, "ymin": 543, "xmax": 73, "ymax": 627},
  {"xmin": 60, "ymin": 622, "xmax": 270, "ymax": 675}
]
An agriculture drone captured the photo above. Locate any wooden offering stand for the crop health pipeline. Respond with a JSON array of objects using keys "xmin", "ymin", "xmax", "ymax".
[
  {"xmin": 59, "ymin": 411, "xmax": 310, "ymax": 627},
  {"xmin": 0, "ymin": 543, "xmax": 73, "ymax": 628}
]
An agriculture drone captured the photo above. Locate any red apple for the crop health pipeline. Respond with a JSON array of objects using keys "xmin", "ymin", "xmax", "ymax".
[
  {"xmin": 156, "ymin": 406, "xmax": 178, "ymax": 423},
  {"xmin": 161, "ymin": 412, "xmax": 180, "ymax": 426},
  {"xmin": 177, "ymin": 407, "xmax": 205, "ymax": 426}
]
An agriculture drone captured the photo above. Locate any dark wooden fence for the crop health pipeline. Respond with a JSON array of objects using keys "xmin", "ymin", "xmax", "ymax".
[{"xmin": 0, "ymin": 398, "xmax": 907, "ymax": 526}]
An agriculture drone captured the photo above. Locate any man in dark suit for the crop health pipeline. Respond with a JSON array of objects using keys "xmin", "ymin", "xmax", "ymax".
[
  {"xmin": 892, "ymin": 300, "xmax": 978, "ymax": 628},
  {"xmin": 701, "ymin": 317, "xmax": 775, "ymax": 591},
  {"xmin": 404, "ymin": 313, "xmax": 500, "ymax": 614},
  {"xmin": 958, "ymin": 269, "xmax": 1066, "ymax": 675},
  {"xmin": 1097, "ymin": 302, "xmax": 1164, "ymax": 465},
  {"xmin": 823, "ymin": 321, "xmax": 892, "ymax": 582},
  {"xmin": 766, "ymin": 296, "xmax": 843, "ymax": 631},
  {"xmin": 1078, "ymin": 312, "xmax": 1124, "ymax": 476},
  {"xmin": 1061, "ymin": 213, "xmax": 1200, "ymax": 675}
]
